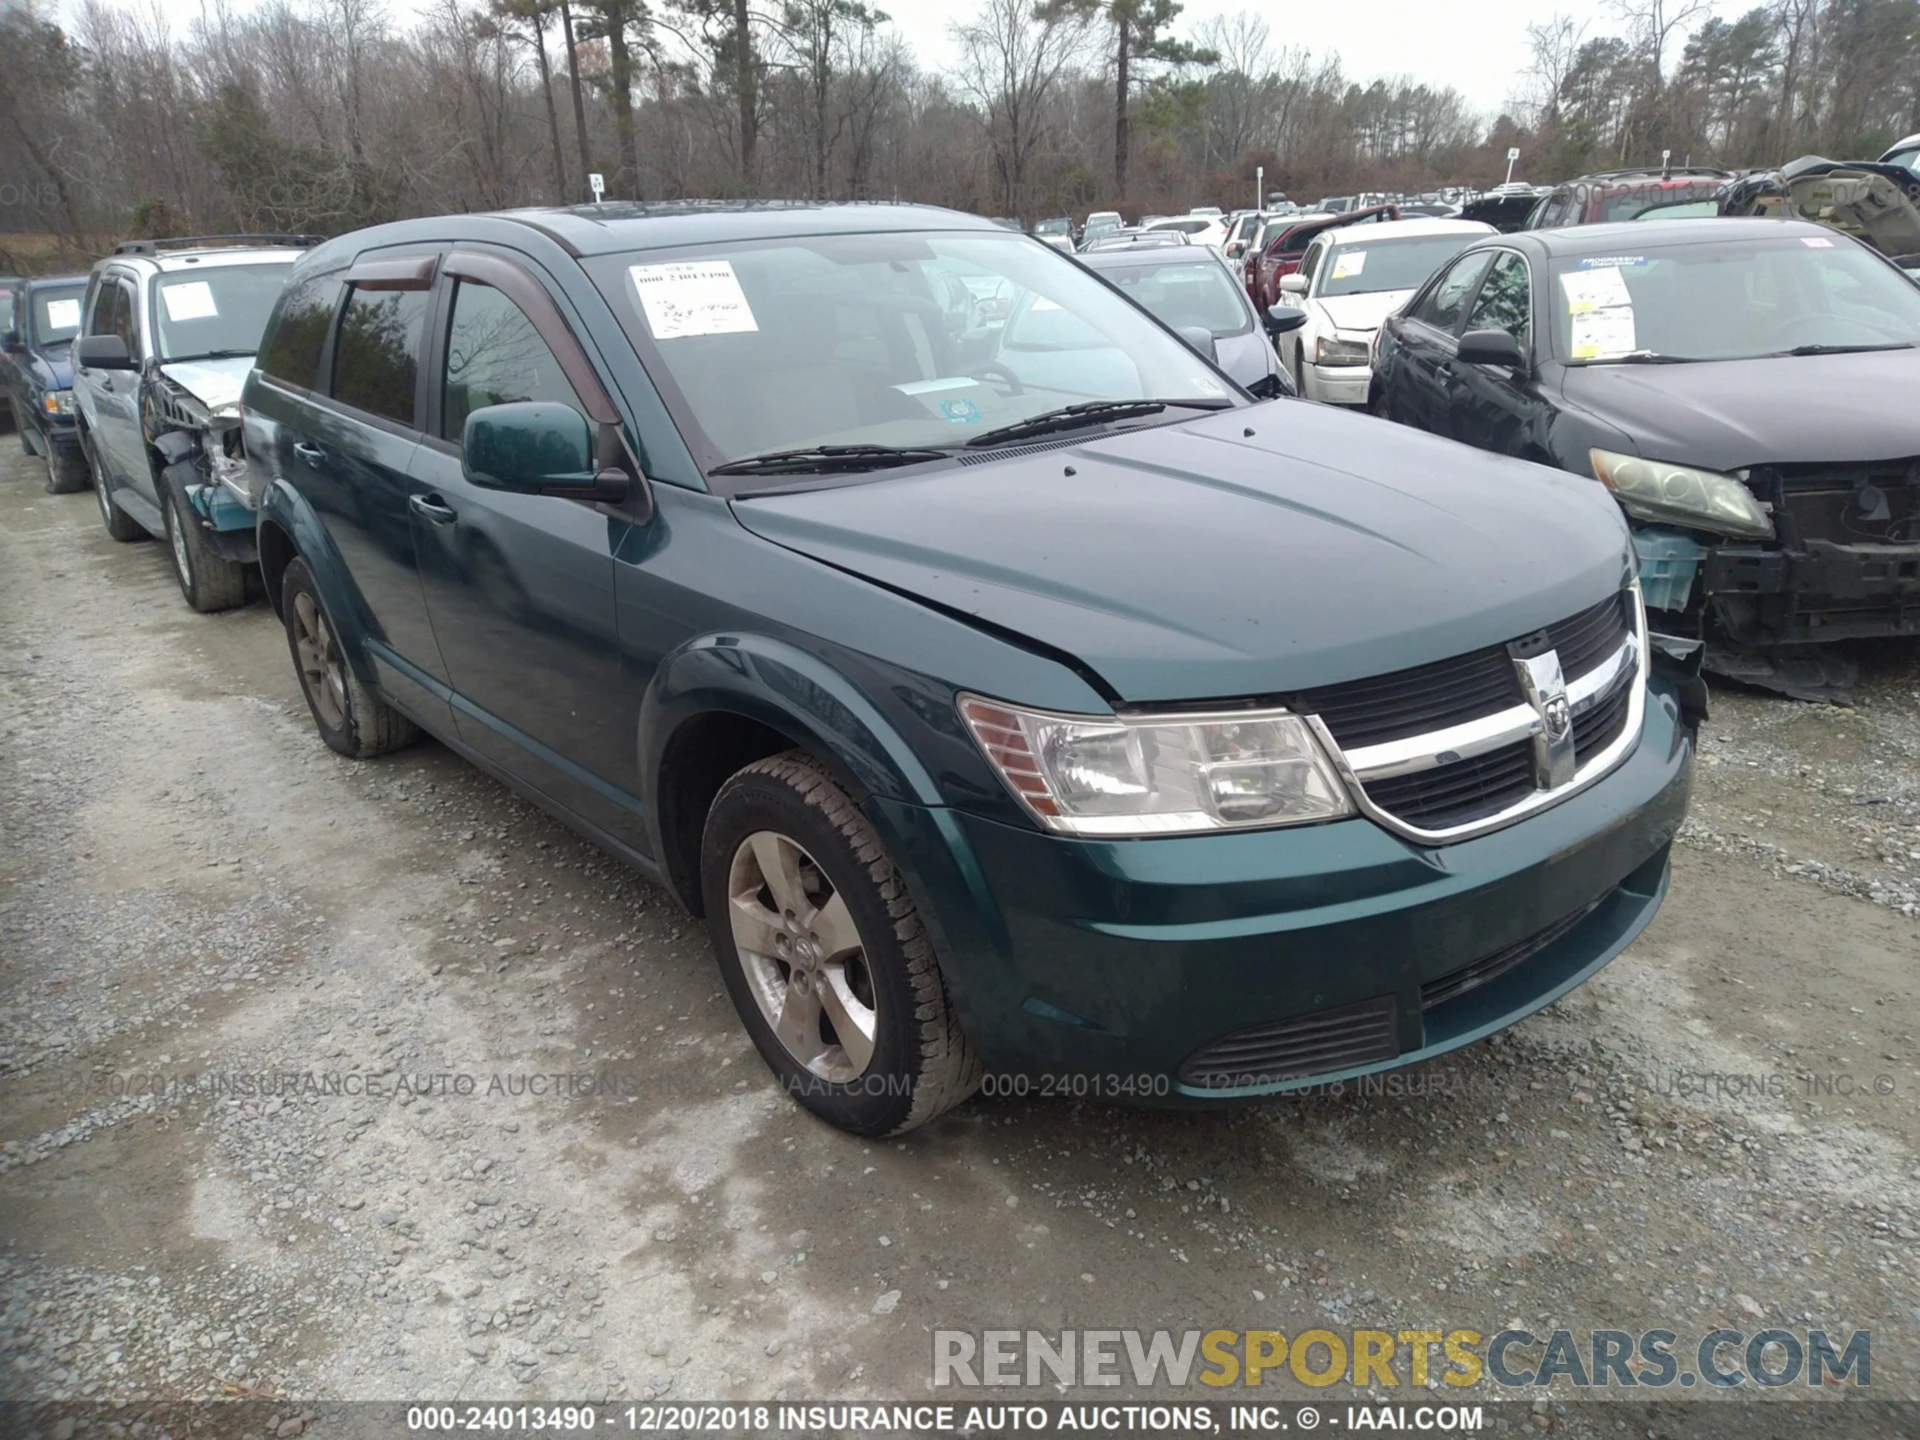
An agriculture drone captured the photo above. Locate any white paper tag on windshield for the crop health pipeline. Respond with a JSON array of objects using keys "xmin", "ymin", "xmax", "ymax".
[
  {"xmin": 46, "ymin": 298, "xmax": 81, "ymax": 330},
  {"xmin": 1559, "ymin": 267, "xmax": 1632, "ymax": 314},
  {"xmin": 1569, "ymin": 307, "xmax": 1636, "ymax": 360},
  {"xmin": 161, "ymin": 281, "xmax": 219, "ymax": 322},
  {"xmin": 1330, "ymin": 251, "xmax": 1366, "ymax": 280},
  {"xmin": 629, "ymin": 261, "xmax": 757, "ymax": 339}
]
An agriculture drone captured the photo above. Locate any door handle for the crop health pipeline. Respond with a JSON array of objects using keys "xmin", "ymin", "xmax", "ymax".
[
  {"xmin": 292, "ymin": 441, "xmax": 326, "ymax": 466},
  {"xmin": 409, "ymin": 493, "xmax": 458, "ymax": 525}
]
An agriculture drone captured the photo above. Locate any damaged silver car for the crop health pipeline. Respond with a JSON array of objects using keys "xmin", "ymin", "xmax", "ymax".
[{"xmin": 71, "ymin": 236, "xmax": 313, "ymax": 611}]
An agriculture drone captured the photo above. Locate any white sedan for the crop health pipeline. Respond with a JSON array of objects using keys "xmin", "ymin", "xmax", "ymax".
[
  {"xmin": 1274, "ymin": 217, "xmax": 1494, "ymax": 406},
  {"xmin": 1147, "ymin": 215, "xmax": 1231, "ymax": 252}
]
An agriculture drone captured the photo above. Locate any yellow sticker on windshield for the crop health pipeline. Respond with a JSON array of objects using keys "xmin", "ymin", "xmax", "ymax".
[
  {"xmin": 1559, "ymin": 267, "xmax": 1632, "ymax": 314},
  {"xmin": 1330, "ymin": 251, "xmax": 1367, "ymax": 281},
  {"xmin": 1569, "ymin": 308, "xmax": 1636, "ymax": 360}
]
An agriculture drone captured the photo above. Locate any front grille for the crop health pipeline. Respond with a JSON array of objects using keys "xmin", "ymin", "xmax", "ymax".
[
  {"xmin": 1302, "ymin": 592, "xmax": 1629, "ymax": 749},
  {"xmin": 1180, "ymin": 995, "xmax": 1399, "ymax": 1089},
  {"xmin": 1766, "ymin": 459, "xmax": 1920, "ymax": 546},
  {"xmin": 1572, "ymin": 672, "xmax": 1633, "ymax": 755},
  {"xmin": 1362, "ymin": 740, "xmax": 1537, "ymax": 829},
  {"xmin": 1420, "ymin": 899, "xmax": 1603, "ymax": 1010}
]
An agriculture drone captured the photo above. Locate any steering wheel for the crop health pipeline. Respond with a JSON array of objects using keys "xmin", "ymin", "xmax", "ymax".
[{"xmin": 970, "ymin": 362, "xmax": 1024, "ymax": 396}]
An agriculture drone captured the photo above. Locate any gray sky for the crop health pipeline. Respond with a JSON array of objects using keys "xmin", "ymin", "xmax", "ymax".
[{"xmin": 67, "ymin": 0, "xmax": 1628, "ymax": 120}]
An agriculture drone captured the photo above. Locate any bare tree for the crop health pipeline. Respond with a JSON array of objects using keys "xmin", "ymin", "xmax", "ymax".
[{"xmin": 953, "ymin": 0, "xmax": 1091, "ymax": 217}]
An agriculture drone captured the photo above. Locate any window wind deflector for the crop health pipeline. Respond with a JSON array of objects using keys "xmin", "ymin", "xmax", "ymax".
[{"xmin": 343, "ymin": 255, "xmax": 438, "ymax": 292}]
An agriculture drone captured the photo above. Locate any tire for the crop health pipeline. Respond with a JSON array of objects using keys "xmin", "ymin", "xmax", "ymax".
[
  {"xmin": 161, "ymin": 464, "xmax": 248, "ymax": 612},
  {"xmin": 701, "ymin": 752, "xmax": 981, "ymax": 1136},
  {"xmin": 88, "ymin": 433, "xmax": 147, "ymax": 543},
  {"xmin": 279, "ymin": 556, "xmax": 419, "ymax": 758},
  {"xmin": 44, "ymin": 440, "xmax": 88, "ymax": 495}
]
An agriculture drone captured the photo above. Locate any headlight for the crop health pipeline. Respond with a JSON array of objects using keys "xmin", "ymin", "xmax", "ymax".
[
  {"xmin": 1315, "ymin": 336, "xmax": 1370, "ymax": 366},
  {"xmin": 1589, "ymin": 449, "xmax": 1773, "ymax": 539},
  {"xmin": 958, "ymin": 695, "xmax": 1354, "ymax": 837},
  {"xmin": 43, "ymin": 389, "xmax": 74, "ymax": 415}
]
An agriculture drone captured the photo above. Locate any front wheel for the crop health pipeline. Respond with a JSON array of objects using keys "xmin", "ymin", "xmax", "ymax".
[
  {"xmin": 45, "ymin": 440, "xmax": 88, "ymax": 494},
  {"xmin": 88, "ymin": 435, "xmax": 147, "ymax": 543},
  {"xmin": 701, "ymin": 753, "xmax": 980, "ymax": 1136},
  {"xmin": 161, "ymin": 466, "xmax": 248, "ymax": 612}
]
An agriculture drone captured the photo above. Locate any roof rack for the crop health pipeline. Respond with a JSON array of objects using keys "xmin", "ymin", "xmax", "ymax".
[{"xmin": 111, "ymin": 234, "xmax": 324, "ymax": 257}]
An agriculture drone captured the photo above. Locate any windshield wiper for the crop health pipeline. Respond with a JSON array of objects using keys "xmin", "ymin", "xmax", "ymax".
[
  {"xmin": 709, "ymin": 444, "xmax": 953, "ymax": 477},
  {"xmin": 1576, "ymin": 350, "xmax": 1705, "ymax": 365},
  {"xmin": 1773, "ymin": 342, "xmax": 1915, "ymax": 357},
  {"xmin": 164, "ymin": 349, "xmax": 257, "ymax": 363},
  {"xmin": 964, "ymin": 397, "xmax": 1230, "ymax": 449}
]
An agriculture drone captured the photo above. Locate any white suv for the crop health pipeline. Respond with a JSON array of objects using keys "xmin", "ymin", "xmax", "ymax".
[{"xmin": 71, "ymin": 236, "xmax": 313, "ymax": 611}]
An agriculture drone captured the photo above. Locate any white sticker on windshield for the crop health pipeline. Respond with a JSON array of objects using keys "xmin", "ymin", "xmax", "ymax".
[
  {"xmin": 1559, "ymin": 267, "xmax": 1632, "ymax": 314},
  {"xmin": 628, "ymin": 260, "xmax": 758, "ymax": 339},
  {"xmin": 161, "ymin": 281, "xmax": 219, "ymax": 322},
  {"xmin": 1029, "ymin": 296, "xmax": 1063, "ymax": 311},
  {"xmin": 1569, "ymin": 307, "xmax": 1637, "ymax": 361},
  {"xmin": 894, "ymin": 377, "xmax": 979, "ymax": 396},
  {"xmin": 45, "ymin": 298, "xmax": 81, "ymax": 330},
  {"xmin": 1801, "ymin": 236, "xmax": 1835, "ymax": 247},
  {"xmin": 1330, "ymin": 250, "xmax": 1366, "ymax": 280}
]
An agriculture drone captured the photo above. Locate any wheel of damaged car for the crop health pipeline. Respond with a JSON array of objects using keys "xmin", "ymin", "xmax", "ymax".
[
  {"xmin": 87, "ymin": 435, "xmax": 146, "ymax": 543},
  {"xmin": 160, "ymin": 464, "xmax": 247, "ymax": 612},
  {"xmin": 701, "ymin": 753, "xmax": 981, "ymax": 1137},
  {"xmin": 279, "ymin": 557, "xmax": 419, "ymax": 759}
]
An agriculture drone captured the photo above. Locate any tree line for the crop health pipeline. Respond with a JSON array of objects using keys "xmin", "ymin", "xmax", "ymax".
[{"xmin": 1, "ymin": 0, "xmax": 1915, "ymax": 271}]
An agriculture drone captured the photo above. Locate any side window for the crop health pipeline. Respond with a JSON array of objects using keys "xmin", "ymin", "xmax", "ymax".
[
  {"xmin": 85, "ymin": 279, "xmax": 113, "ymax": 336},
  {"xmin": 1461, "ymin": 253, "xmax": 1530, "ymax": 344},
  {"xmin": 0, "ymin": 288, "xmax": 14, "ymax": 334},
  {"xmin": 1299, "ymin": 242, "xmax": 1325, "ymax": 284},
  {"xmin": 1409, "ymin": 253, "xmax": 1493, "ymax": 332},
  {"xmin": 331, "ymin": 285, "xmax": 429, "ymax": 428},
  {"xmin": 440, "ymin": 280, "xmax": 586, "ymax": 444},
  {"xmin": 109, "ymin": 283, "xmax": 135, "ymax": 349},
  {"xmin": 260, "ymin": 274, "xmax": 344, "ymax": 390}
]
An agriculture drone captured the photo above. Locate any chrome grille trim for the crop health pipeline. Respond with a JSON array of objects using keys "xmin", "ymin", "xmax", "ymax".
[{"xmin": 1306, "ymin": 584, "xmax": 1649, "ymax": 846}]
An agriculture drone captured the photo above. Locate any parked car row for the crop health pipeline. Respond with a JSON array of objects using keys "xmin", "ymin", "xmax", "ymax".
[{"xmin": 18, "ymin": 200, "xmax": 1705, "ymax": 1139}]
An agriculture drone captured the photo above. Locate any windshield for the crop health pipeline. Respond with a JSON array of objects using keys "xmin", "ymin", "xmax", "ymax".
[
  {"xmin": 1596, "ymin": 181, "xmax": 1721, "ymax": 221},
  {"xmin": 1549, "ymin": 235, "xmax": 1920, "ymax": 363},
  {"xmin": 1885, "ymin": 146, "xmax": 1920, "ymax": 177},
  {"xmin": 1036, "ymin": 219, "xmax": 1071, "ymax": 235},
  {"xmin": 32, "ymin": 285, "xmax": 86, "ymax": 344},
  {"xmin": 1096, "ymin": 258, "xmax": 1251, "ymax": 335},
  {"xmin": 1315, "ymin": 235, "xmax": 1484, "ymax": 297},
  {"xmin": 151, "ymin": 263, "xmax": 294, "ymax": 361},
  {"xmin": 589, "ymin": 231, "xmax": 1234, "ymax": 469}
]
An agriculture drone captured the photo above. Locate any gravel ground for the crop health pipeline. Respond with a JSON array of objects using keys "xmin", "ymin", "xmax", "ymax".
[{"xmin": 2, "ymin": 445, "xmax": 1918, "ymax": 1429}]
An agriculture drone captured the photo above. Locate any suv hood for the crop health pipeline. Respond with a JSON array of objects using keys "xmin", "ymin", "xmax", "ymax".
[
  {"xmin": 157, "ymin": 355, "xmax": 254, "ymax": 413},
  {"xmin": 733, "ymin": 405, "xmax": 1632, "ymax": 703},
  {"xmin": 29, "ymin": 340, "xmax": 73, "ymax": 390},
  {"xmin": 1561, "ymin": 350, "xmax": 1920, "ymax": 472}
]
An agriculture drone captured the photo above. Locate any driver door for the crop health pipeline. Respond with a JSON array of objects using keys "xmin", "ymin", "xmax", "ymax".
[{"xmin": 1445, "ymin": 251, "xmax": 1547, "ymax": 459}]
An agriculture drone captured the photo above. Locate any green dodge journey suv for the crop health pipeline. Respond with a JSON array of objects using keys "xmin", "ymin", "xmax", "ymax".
[{"xmin": 242, "ymin": 201, "xmax": 1696, "ymax": 1136}]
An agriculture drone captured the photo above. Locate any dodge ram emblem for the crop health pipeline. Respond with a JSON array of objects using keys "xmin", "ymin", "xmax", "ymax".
[{"xmin": 1511, "ymin": 645, "xmax": 1578, "ymax": 790}]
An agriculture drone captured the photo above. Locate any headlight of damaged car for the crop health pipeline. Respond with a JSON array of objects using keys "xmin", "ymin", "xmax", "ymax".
[
  {"xmin": 960, "ymin": 695, "xmax": 1354, "ymax": 836},
  {"xmin": 43, "ymin": 389, "xmax": 74, "ymax": 416},
  {"xmin": 1589, "ymin": 448, "xmax": 1774, "ymax": 540},
  {"xmin": 1315, "ymin": 336, "xmax": 1371, "ymax": 366}
]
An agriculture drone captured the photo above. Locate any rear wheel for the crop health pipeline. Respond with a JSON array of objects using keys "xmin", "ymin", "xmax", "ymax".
[
  {"xmin": 280, "ymin": 557, "xmax": 418, "ymax": 758},
  {"xmin": 701, "ymin": 753, "xmax": 980, "ymax": 1136},
  {"xmin": 161, "ymin": 466, "xmax": 247, "ymax": 611},
  {"xmin": 88, "ymin": 435, "xmax": 146, "ymax": 542}
]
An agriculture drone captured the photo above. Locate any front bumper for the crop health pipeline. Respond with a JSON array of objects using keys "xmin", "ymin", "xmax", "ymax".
[
  {"xmin": 873, "ymin": 676, "xmax": 1693, "ymax": 1102},
  {"xmin": 1703, "ymin": 539, "xmax": 1920, "ymax": 644},
  {"xmin": 1303, "ymin": 361, "xmax": 1371, "ymax": 406}
]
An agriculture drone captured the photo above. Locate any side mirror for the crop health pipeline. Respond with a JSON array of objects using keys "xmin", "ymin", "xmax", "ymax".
[
  {"xmin": 73, "ymin": 334, "xmax": 134, "ymax": 370},
  {"xmin": 1225, "ymin": 241, "xmax": 1246, "ymax": 259},
  {"xmin": 2, "ymin": 330, "xmax": 22, "ymax": 353},
  {"xmin": 1457, "ymin": 329, "xmax": 1527, "ymax": 370},
  {"xmin": 1264, "ymin": 304, "xmax": 1309, "ymax": 336},
  {"xmin": 463, "ymin": 401, "xmax": 628, "ymax": 503},
  {"xmin": 1175, "ymin": 325, "xmax": 1218, "ymax": 361},
  {"xmin": 1278, "ymin": 273, "xmax": 1308, "ymax": 295}
]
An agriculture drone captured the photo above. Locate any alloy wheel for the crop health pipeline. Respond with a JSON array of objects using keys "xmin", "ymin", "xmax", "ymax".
[
  {"xmin": 726, "ymin": 830, "xmax": 877, "ymax": 1080},
  {"xmin": 291, "ymin": 590, "xmax": 349, "ymax": 732}
]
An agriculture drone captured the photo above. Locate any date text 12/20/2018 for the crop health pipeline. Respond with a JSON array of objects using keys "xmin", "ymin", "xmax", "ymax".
[{"xmin": 404, "ymin": 1403, "xmax": 1485, "ymax": 1434}]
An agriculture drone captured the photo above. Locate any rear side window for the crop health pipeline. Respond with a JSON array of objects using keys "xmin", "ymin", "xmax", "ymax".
[
  {"xmin": 440, "ymin": 280, "xmax": 585, "ymax": 443},
  {"xmin": 1409, "ymin": 253, "xmax": 1492, "ymax": 332},
  {"xmin": 260, "ymin": 274, "xmax": 343, "ymax": 390},
  {"xmin": 331, "ymin": 285, "xmax": 427, "ymax": 427}
]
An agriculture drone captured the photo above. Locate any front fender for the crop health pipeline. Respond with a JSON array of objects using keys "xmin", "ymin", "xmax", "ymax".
[
  {"xmin": 638, "ymin": 632, "xmax": 948, "ymax": 906},
  {"xmin": 257, "ymin": 477, "xmax": 380, "ymax": 688}
]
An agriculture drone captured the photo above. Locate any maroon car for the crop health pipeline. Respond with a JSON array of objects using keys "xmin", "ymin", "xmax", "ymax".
[{"xmin": 1247, "ymin": 204, "xmax": 1400, "ymax": 310}]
